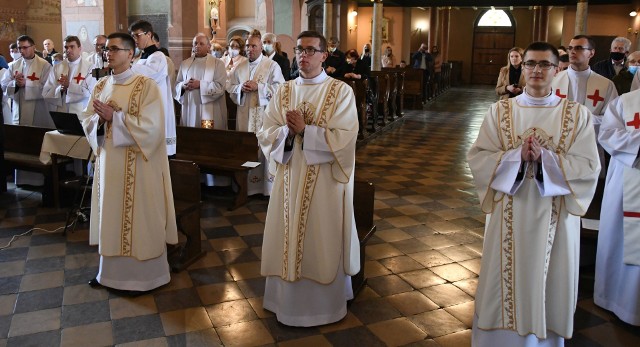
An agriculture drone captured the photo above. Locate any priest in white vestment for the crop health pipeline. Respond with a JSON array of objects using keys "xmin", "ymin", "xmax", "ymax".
[
  {"xmin": 79, "ymin": 33, "xmax": 178, "ymax": 293},
  {"xmin": 0, "ymin": 35, "xmax": 53, "ymax": 127},
  {"xmin": 468, "ymin": 42, "xmax": 601, "ymax": 347},
  {"xmin": 227, "ymin": 29, "xmax": 284, "ymax": 196},
  {"xmin": 129, "ymin": 20, "xmax": 177, "ymax": 157},
  {"xmin": 257, "ymin": 31, "xmax": 360, "ymax": 327},
  {"xmin": 42, "ymin": 35, "xmax": 97, "ymax": 116},
  {"xmin": 175, "ymin": 33, "xmax": 229, "ymax": 186},
  {"xmin": 594, "ymin": 88, "xmax": 640, "ymax": 326}
]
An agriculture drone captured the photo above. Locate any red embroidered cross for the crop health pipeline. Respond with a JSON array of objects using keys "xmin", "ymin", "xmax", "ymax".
[
  {"xmin": 555, "ymin": 89, "xmax": 566, "ymax": 99},
  {"xmin": 623, "ymin": 211, "xmax": 640, "ymax": 218},
  {"xmin": 26, "ymin": 72, "xmax": 39, "ymax": 81},
  {"xmin": 73, "ymin": 73, "xmax": 85, "ymax": 84},
  {"xmin": 587, "ymin": 89, "xmax": 605, "ymax": 107},
  {"xmin": 627, "ymin": 112, "xmax": 640, "ymax": 129}
]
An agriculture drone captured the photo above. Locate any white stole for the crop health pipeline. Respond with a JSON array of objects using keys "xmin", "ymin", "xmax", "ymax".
[
  {"xmin": 620, "ymin": 92, "xmax": 640, "ymax": 265},
  {"xmin": 240, "ymin": 57, "xmax": 272, "ymax": 133}
]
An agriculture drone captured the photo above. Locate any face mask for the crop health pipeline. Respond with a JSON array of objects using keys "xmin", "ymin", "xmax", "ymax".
[
  {"xmin": 329, "ymin": 47, "xmax": 336, "ymax": 53},
  {"xmin": 229, "ymin": 48, "xmax": 240, "ymax": 58},
  {"xmin": 212, "ymin": 50, "xmax": 223, "ymax": 58},
  {"xmin": 52, "ymin": 60, "xmax": 61, "ymax": 66},
  {"xmin": 610, "ymin": 52, "xmax": 626, "ymax": 61},
  {"xmin": 134, "ymin": 47, "xmax": 141, "ymax": 56},
  {"xmin": 364, "ymin": 48, "xmax": 369, "ymax": 53},
  {"xmin": 10, "ymin": 52, "xmax": 21, "ymax": 60},
  {"xmin": 263, "ymin": 44, "xmax": 273, "ymax": 54},
  {"xmin": 629, "ymin": 65, "xmax": 639, "ymax": 75}
]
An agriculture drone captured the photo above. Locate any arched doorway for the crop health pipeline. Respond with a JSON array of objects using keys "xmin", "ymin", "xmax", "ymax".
[
  {"xmin": 308, "ymin": 3, "xmax": 324, "ymax": 34},
  {"xmin": 471, "ymin": 9, "xmax": 516, "ymax": 85}
]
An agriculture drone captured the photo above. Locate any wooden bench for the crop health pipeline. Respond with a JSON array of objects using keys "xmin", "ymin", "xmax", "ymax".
[
  {"xmin": 403, "ymin": 67, "xmax": 425, "ymax": 109},
  {"xmin": 168, "ymin": 159, "xmax": 206, "ymax": 272},
  {"xmin": 383, "ymin": 67, "xmax": 405, "ymax": 118},
  {"xmin": 174, "ymin": 126, "xmax": 259, "ymax": 210},
  {"xmin": 371, "ymin": 71, "xmax": 391, "ymax": 127},
  {"xmin": 352, "ymin": 179, "xmax": 377, "ymax": 297},
  {"xmin": 2, "ymin": 124, "xmax": 68, "ymax": 207},
  {"xmin": 337, "ymin": 78, "xmax": 370, "ymax": 139}
]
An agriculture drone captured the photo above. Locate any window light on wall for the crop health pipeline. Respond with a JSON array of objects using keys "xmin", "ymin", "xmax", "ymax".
[{"xmin": 477, "ymin": 9, "xmax": 512, "ymax": 27}]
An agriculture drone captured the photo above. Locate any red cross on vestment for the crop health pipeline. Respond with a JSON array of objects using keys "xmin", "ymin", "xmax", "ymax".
[
  {"xmin": 555, "ymin": 89, "xmax": 567, "ymax": 99},
  {"xmin": 26, "ymin": 72, "xmax": 39, "ymax": 81},
  {"xmin": 624, "ymin": 211, "xmax": 640, "ymax": 218},
  {"xmin": 73, "ymin": 73, "xmax": 85, "ymax": 84},
  {"xmin": 587, "ymin": 89, "xmax": 605, "ymax": 107},
  {"xmin": 627, "ymin": 112, "xmax": 640, "ymax": 129}
]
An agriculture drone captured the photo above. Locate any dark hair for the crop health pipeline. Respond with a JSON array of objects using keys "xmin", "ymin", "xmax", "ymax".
[
  {"xmin": 346, "ymin": 49, "xmax": 359, "ymax": 59},
  {"xmin": 107, "ymin": 32, "xmax": 136, "ymax": 51},
  {"xmin": 128, "ymin": 20, "xmax": 153, "ymax": 35},
  {"xmin": 9, "ymin": 43, "xmax": 17, "ymax": 49},
  {"xmin": 63, "ymin": 35, "xmax": 81, "ymax": 48},
  {"xmin": 558, "ymin": 45, "xmax": 566, "ymax": 51},
  {"xmin": 559, "ymin": 54, "xmax": 569, "ymax": 63},
  {"xmin": 297, "ymin": 31, "xmax": 327, "ymax": 52},
  {"xmin": 17, "ymin": 35, "xmax": 35, "ymax": 46},
  {"xmin": 572, "ymin": 35, "xmax": 596, "ymax": 50},
  {"xmin": 523, "ymin": 41, "xmax": 560, "ymax": 64},
  {"xmin": 152, "ymin": 32, "xmax": 160, "ymax": 43}
]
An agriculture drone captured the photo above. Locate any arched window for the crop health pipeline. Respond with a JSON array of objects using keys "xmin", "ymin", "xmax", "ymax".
[
  {"xmin": 309, "ymin": 5, "xmax": 324, "ymax": 33},
  {"xmin": 477, "ymin": 9, "xmax": 513, "ymax": 27}
]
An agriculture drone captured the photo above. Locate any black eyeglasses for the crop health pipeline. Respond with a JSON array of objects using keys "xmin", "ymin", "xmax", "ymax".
[
  {"xmin": 566, "ymin": 46, "xmax": 592, "ymax": 52},
  {"xmin": 294, "ymin": 47, "xmax": 324, "ymax": 56},
  {"xmin": 17, "ymin": 45, "xmax": 33, "ymax": 50},
  {"xmin": 522, "ymin": 61, "xmax": 557, "ymax": 70},
  {"xmin": 102, "ymin": 46, "xmax": 130, "ymax": 54}
]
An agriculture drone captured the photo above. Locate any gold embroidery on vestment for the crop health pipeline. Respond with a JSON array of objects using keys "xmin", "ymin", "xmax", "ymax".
[{"xmin": 121, "ymin": 147, "xmax": 137, "ymax": 256}]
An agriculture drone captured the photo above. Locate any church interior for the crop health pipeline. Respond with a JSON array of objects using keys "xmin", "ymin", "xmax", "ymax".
[{"xmin": 1, "ymin": 0, "xmax": 640, "ymax": 346}]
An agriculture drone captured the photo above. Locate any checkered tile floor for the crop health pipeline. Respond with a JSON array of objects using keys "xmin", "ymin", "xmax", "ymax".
[{"xmin": 1, "ymin": 86, "xmax": 639, "ymax": 346}]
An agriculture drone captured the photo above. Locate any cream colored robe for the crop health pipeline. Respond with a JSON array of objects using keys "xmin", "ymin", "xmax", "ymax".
[
  {"xmin": 175, "ymin": 55, "xmax": 227, "ymax": 129},
  {"xmin": 42, "ymin": 56, "xmax": 96, "ymax": 115},
  {"xmin": 0, "ymin": 55, "xmax": 53, "ymax": 126},
  {"xmin": 468, "ymin": 97, "xmax": 600, "ymax": 339},
  {"xmin": 80, "ymin": 70, "xmax": 178, "ymax": 261},
  {"xmin": 257, "ymin": 75, "xmax": 360, "ymax": 284}
]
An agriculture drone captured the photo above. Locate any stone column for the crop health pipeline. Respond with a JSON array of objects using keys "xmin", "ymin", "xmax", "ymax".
[
  {"xmin": 429, "ymin": 7, "xmax": 439, "ymax": 51},
  {"xmin": 532, "ymin": 6, "xmax": 539, "ymax": 41},
  {"xmin": 440, "ymin": 7, "xmax": 450, "ymax": 63},
  {"xmin": 575, "ymin": 0, "xmax": 588, "ymax": 35},
  {"xmin": 371, "ymin": 0, "xmax": 383, "ymax": 71},
  {"xmin": 538, "ymin": 6, "xmax": 549, "ymax": 42},
  {"xmin": 323, "ymin": 0, "xmax": 332, "ymax": 39}
]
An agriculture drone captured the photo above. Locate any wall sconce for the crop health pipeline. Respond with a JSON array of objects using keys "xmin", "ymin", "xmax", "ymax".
[
  {"xmin": 349, "ymin": 24, "xmax": 358, "ymax": 33},
  {"xmin": 631, "ymin": 10, "xmax": 638, "ymax": 17},
  {"xmin": 350, "ymin": 10, "xmax": 358, "ymax": 17}
]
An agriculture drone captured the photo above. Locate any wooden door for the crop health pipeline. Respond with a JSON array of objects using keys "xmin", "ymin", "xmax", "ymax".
[{"xmin": 471, "ymin": 27, "xmax": 515, "ymax": 85}]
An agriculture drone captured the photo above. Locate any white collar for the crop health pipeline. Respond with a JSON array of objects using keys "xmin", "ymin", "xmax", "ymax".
[
  {"xmin": 516, "ymin": 87, "xmax": 561, "ymax": 106},
  {"xmin": 249, "ymin": 54, "xmax": 263, "ymax": 66},
  {"xmin": 295, "ymin": 70, "xmax": 328, "ymax": 85},
  {"xmin": 112, "ymin": 68, "xmax": 134, "ymax": 84},
  {"xmin": 68, "ymin": 58, "xmax": 81, "ymax": 66},
  {"xmin": 568, "ymin": 66, "xmax": 591, "ymax": 78}
]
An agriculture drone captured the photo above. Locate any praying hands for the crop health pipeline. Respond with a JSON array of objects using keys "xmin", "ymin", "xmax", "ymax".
[{"xmin": 521, "ymin": 135, "xmax": 542, "ymax": 162}]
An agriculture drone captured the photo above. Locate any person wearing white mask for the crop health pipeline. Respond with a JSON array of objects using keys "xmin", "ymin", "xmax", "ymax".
[
  {"xmin": 613, "ymin": 51, "xmax": 640, "ymax": 95},
  {"xmin": 324, "ymin": 36, "xmax": 345, "ymax": 77},
  {"xmin": 9, "ymin": 43, "xmax": 21, "ymax": 62},
  {"xmin": 220, "ymin": 36, "xmax": 247, "ymax": 77},
  {"xmin": 211, "ymin": 42, "xmax": 224, "ymax": 59},
  {"xmin": 262, "ymin": 32, "xmax": 290, "ymax": 80}
]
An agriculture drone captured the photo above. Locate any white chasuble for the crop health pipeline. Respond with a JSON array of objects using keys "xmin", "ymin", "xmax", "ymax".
[
  {"xmin": 468, "ymin": 98, "xmax": 600, "ymax": 339},
  {"xmin": 1, "ymin": 55, "xmax": 53, "ymax": 126},
  {"xmin": 80, "ymin": 70, "xmax": 178, "ymax": 261},
  {"xmin": 175, "ymin": 55, "xmax": 227, "ymax": 129},
  {"xmin": 619, "ymin": 92, "xmax": 640, "ymax": 265},
  {"xmin": 595, "ymin": 89, "xmax": 640, "ymax": 325},
  {"xmin": 258, "ymin": 75, "xmax": 360, "ymax": 284},
  {"xmin": 42, "ymin": 56, "xmax": 96, "ymax": 115}
]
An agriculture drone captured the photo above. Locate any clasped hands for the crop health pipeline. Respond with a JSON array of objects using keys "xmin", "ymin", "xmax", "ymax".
[
  {"xmin": 93, "ymin": 99, "xmax": 117, "ymax": 124},
  {"xmin": 521, "ymin": 135, "xmax": 542, "ymax": 163},
  {"xmin": 57, "ymin": 74, "xmax": 70, "ymax": 92},
  {"xmin": 184, "ymin": 78, "xmax": 200, "ymax": 91},
  {"xmin": 286, "ymin": 110, "xmax": 306, "ymax": 136},
  {"xmin": 13, "ymin": 71, "xmax": 25, "ymax": 87},
  {"xmin": 241, "ymin": 80, "xmax": 258, "ymax": 93},
  {"xmin": 506, "ymin": 84, "xmax": 522, "ymax": 94}
]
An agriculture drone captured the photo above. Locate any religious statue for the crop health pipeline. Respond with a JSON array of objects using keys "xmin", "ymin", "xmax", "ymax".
[{"xmin": 210, "ymin": 0, "xmax": 221, "ymax": 35}]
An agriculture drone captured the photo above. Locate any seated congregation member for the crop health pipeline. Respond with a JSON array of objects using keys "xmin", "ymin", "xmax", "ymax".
[
  {"xmin": 227, "ymin": 29, "xmax": 284, "ymax": 196},
  {"xmin": 594, "ymin": 85, "xmax": 640, "ymax": 327},
  {"xmin": 495, "ymin": 47, "xmax": 525, "ymax": 100},
  {"xmin": 80, "ymin": 32, "xmax": 177, "ymax": 294},
  {"xmin": 342, "ymin": 49, "xmax": 370, "ymax": 80},
  {"xmin": 468, "ymin": 42, "xmax": 600, "ymax": 346},
  {"xmin": 257, "ymin": 30, "xmax": 360, "ymax": 327},
  {"xmin": 128, "ymin": 20, "xmax": 176, "ymax": 157},
  {"xmin": 43, "ymin": 35, "xmax": 96, "ymax": 115}
]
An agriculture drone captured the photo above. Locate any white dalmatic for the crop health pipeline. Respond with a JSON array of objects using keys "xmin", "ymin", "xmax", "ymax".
[{"xmin": 42, "ymin": 56, "xmax": 96, "ymax": 115}]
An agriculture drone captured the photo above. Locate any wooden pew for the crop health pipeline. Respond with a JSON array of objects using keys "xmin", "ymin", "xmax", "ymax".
[
  {"xmin": 2, "ymin": 124, "xmax": 68, "ymax": 207},
  {"xmin": 352, "ymin": 179, "xmax": 377, "ymax": 297},
  {"xmin": 168, "ymin": 159, "xmax": 206, "ymax": 272},
  {"xmin": 371, "ymin": 71, "xmax": 390, "ymax": 127},
  {"xmin": 225, "ymin": 91, "xmax": 237, "ymax": 130},
  {"xmin": 386, "ymin": 71, "xmax": 398, "ymax": 122},
  {"xmin": 174, "ymin": 126, "xmax": 259, "ymax": 210},
  {"xmin": 383, "ymin": 67, "xmax": 405, "ymax": 118},
  {"xmin": 403, "ymin": 67, "xmax": 425, "ymax": 109},
  {"xmin": 337, "ymin": 78, "xmax": 370, "ymax": 140}
]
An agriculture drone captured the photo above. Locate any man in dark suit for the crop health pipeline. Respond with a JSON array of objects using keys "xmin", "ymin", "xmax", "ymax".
[
  {"xmin": 412, "ymin": 43, "xmax": 433, "ymax": 101},
  {"xmin": 324, "ymin": 36, "xmax": 346, "ymax": 78},
  {"xmin": 262, "ymin": 32, "xmax": 291, "ymax": 80},
  {"xmin": 593, "ymin": 37, "xmax": 631, "ymax": 80}
]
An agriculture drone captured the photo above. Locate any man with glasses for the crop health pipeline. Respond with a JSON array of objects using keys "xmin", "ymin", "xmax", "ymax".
[
  {"xmin": 88, "ymin": 34, "xmax": 107, "ymax": 70},
  {"xmin": 257, "ymin": 30, "xmax": 359, "ymax": 326},
  {"xmin": 79, "ymin": 32, "xmax": 178, "ymax": 295},
  {"xmin": 469, "ymin": 41, "xmax": 600, "ymax": 346},
  {"xmin": 1, "ymin": 35, "xmax": 53, "ymax": 127},
  {"xmin": 43, "ymin": 35, "xmax": 96, "ymax": 115},
  {"xmin": 227, "ymin": 29, "xmax": 284, "ymax": 196},
  {"xmin": 128, "ymin": 20, "xmax": 176, "ymax": 157}
]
